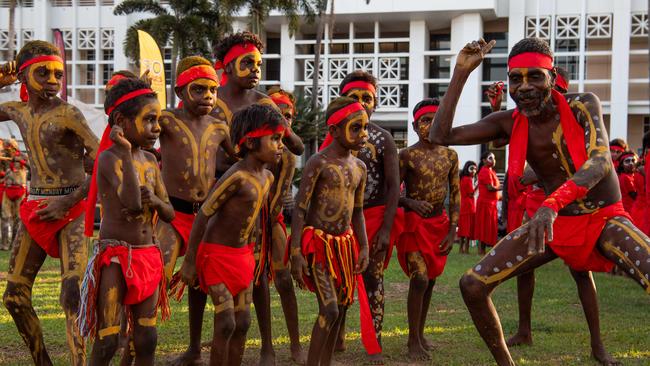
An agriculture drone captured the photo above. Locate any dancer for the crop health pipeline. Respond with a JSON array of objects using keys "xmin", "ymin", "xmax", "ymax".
[
  {"xmin": 430, "ymin": 37, "xmax": 650, "ymax": 365},
  {"xmin": 475, "ymin": 151, "xmax": 500, "ymax": 255},
  {"xmin": 458, "ymin": 161, "xmax": 477, "ymax": 254},
  {"xmin": 0, "ymin": 41, "xmax": 99, "ymax": 365}
]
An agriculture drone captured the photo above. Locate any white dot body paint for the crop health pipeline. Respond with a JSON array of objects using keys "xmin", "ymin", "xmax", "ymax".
[
  {"xmin": 493, "ymin": 267, "xmax": 500, "ymax": 273},
  {"xmin": 516, "ymin": 255, "xmax": 523, "ymax": 261},
  {"xmin": 475, "ymin": 265, "xmax": 482, "ymax": 271}
]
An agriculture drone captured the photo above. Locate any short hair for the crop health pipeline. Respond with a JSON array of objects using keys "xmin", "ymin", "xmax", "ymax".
[
  {"xmin": 555, "ymin": 66, "xmax": 569, "ymax": 84},
  {"xmin": 104, "ymin": 78, "xmax": 157, "ymax": 126},
  {"xmin": 112, "ymin": 70, "xmax": 138, "ymax": 79},
  {"xmin": 325, "ymin": 96, "xmax": 360, "ymax": 124},
  {"xmin": 16, "ymin": 40, "xmax": 61, "ymax": 71},
  {"xmin": 508, "ymin": 37, "xmax": 553, "ymax": 60},
  {"xmin": 617, "ymin": 151, "xmax": 638, "ymax": 174},
  {"xmin": 460, "ymin": 160, "xmax": 477, "ymax": 178},
  {"xmin": 478, "ymin": 150, "xmax": 494, "ymax": 171},
  {"xmin": 267, "ymin": 86, "xmax": 296, "ymax": 105},
  {"xmin": 412, "ymin": 98, "xmax": 440, "ymax": 119},
  {"xmin": 339, "ymin": 70, "xmax": 377, "ymax": 95},
  {"xmin": 215, "ymin": 31, "xmax": 264, "ymax": 64},
  {"xmin": 176, "ymin": 56, "xmax": 213, "ymax": 76},
  {"xmin": 610, "ymin": 138, "xmax": 628, "ymax": 150},
  {"xmin": 230, "ymin": 104, "xmax": 284, "ymax": 157}
]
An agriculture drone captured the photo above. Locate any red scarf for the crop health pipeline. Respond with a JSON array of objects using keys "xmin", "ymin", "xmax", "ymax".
[{"xmin": 508, "ymin": 89, "xmax": 587, "ymax": 180}]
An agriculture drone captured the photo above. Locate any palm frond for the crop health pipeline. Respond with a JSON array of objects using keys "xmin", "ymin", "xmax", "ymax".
[{"xmin": 114, "ymin": 0, "xmax": 168, "ymax": 16}]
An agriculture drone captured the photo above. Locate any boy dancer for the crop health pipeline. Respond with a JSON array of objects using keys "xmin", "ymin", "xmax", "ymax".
[
  {"xmin": 1, "ymin": 140, "xmax": 27, "ymax": 250},
  {"xmin": 252, "ymin": 86, "xmax": 305, "ymax": 365},
  {"xmin": 80, "ymin": 78, "xmax": 174, "ymax": 365},
  {"xmin": 397, "ymin": 98, "xmax": 459, "ymax": 360},
  {"xmin": 431, "ymin": 37, "xmax": 650, "ymax": 366},
  {"xmin": 0, "ymin": 41, "xmax": 99, "ymax": 365},
  {"xmin": 290, "ymin": 97, "xmax": 370, "ymax": 366},
  {"xmin": 180, "ymin": 104, "xmax": 285, "ymax": 366}
]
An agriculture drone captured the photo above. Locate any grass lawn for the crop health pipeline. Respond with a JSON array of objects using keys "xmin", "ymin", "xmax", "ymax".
[{"xmin": 0, "ymin": 244, "xmax": 648, "ymax": 365}]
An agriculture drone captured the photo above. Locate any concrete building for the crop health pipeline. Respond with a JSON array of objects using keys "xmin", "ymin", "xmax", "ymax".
[{"xmin": 1, "ymin": 0, "xmax": 648, "ymax": 172}]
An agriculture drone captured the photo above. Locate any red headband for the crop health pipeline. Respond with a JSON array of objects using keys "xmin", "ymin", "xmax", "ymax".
[
  {"xmin": 270, "ymin": 93, "xmax": 294, "ymax": 111},
  {"xmin": 508, "ymin": 52, "xmax": 553, "ymax": 70},
  {"xmin": 18, "ymin": 55, "xmax": 65, "ymax": 102},
  {"xmin": 214, "ymin": 43, "xmax": 260, "ymax": 86},
  {"xmin": 18, "ymin": 55, "xmax": 64, "ymax": 72},
  {"xmin": 237, "ymin": 124, "xmax": 285, "ymax": 147},
  {"xmin": 327, "ymin": 102, "xmax": 365, "ymax": 126},
  {"xmin": 555, "ymin": 73, "xmax": 569, "ymax": 91},
  {"xmin": 105, "ymin": 88, "xmax": 155, "ymax": 116},
  {"xmin": 610, "ymin": 145, "xmax": 625, "ymax": 152},
  {"xmin": 341, "ymin": 81, "xmax": 376, "ymax": 96},
  {"xmin": 413, "ymin": 105, "xmax": 439, "ymax": 122},
  {"xmin": 106, "ymin": 74, "xmax": 128, "ymax": 90},
  {"xmin": 175, "ymin": 64, "xmax": 219, "ymax": 88}
]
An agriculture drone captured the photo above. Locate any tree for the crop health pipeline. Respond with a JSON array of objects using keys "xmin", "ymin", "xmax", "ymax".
[
  {"xmin": 231, "ymin": 0, "xmax": 315, "ymax": 37},
  {"xmin": 114, "ymin": 0, "xmax": 233, "ymax": 107}
]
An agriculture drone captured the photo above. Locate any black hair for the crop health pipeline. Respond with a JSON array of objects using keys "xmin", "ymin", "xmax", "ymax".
[
  {"xmin": 215, "ymin": 31, "xmax": 264, "ymax": 63},
  {"xmin": 176, "ymin": 55, "xmax": 212, "ymax": 76},
  {"xmin": 230, "ymin": 104, "xmax": 284, "ymax": 157},
  {"xmin": 477, "ymin": 150, "xmax": 494, "ymax": 172},
  {"xmin": 460, "ymin": 160, "xmax": 478, "ymax": 178},
  {"xmin": 610, "ymin": 138, "xmax": 629, "ymax": 150},
  {"xmin": 508, "ymin": 37, "xmax": 553, "ymax": 60},
  {"xmin": 104, "ymin": 78, "xmax": 157, "ymax": 126},
  {"xmin": 16, "ymin": 40, "xmax": 61, "ymax": 71},
  {"xmin": 412, "ymin": 98, "xmax": 440, "ymax": 119},
  {"xmin": 339, "ymin": 70, "xmax": 377, "ymax": 95},
  {"xmin": 325, "ymin": 96, "xmax": 360, "ymax": 123},
  {"xmin": 267, "ymin": 86, "xmax": 296, "ymax": 104}
]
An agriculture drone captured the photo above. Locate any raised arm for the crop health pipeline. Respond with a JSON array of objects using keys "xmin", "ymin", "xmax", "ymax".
[
  {"xmin": 375, "ymin": 132, "xmax": 399, "ymax": 253},
  {"xmin": 352, "ymin": 161, "xmax": 368, "ymax": 273},
  {"xmin": 0, "ymin": 62, "xmax": 18, "ymax": 122},
  {"xmin": 101, "ymin": 127, "xmax": 141, "ymax": 212},
  {"xmin": 429, "ymin": 39, "xmax": 512, "ymax": 146}
]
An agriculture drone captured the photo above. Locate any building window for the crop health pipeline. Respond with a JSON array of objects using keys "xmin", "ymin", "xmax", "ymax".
[
  {"xmin": 78, "ymin": 29, "xmax": 97, "ymax": 50},
  {"xmin": 586, "ymin": 14, "xmax": 612, "ymax": 38},
  {"xmin": 429, "ymin": 34, "xmax": 450, "ymax": 50},
  {"xmin": 482, "ymin": 57, "xmax": 507, "ymax": 82},
  {"xmin": 102, "ymin": 49, "xmax": 114, "ymax": 61},
  {"xmin": 556, "ymin": 16, "xmax": 581, "ymax": 39},
  {"xmin": 102, "ymin": 64, "xmax": 114, "ymax": 84},
  {"xmin": 525, "ymin": 16, "xmax": 551, "ymax": 39},
  {"xmin": 51, "ymin": 0, "xmax": 73, "ymax": 6}
]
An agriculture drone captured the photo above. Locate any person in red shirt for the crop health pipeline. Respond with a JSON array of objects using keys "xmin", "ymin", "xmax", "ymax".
[
  {"xmin": 609, "ymin": 138, "xmax": 628, "ymax": 172},
  {"xmin": 617, "ymin": 152, "xmax": 638, "ymax": 214},
  {"xmin": 458, "ymin": 161, "xmax": 477, "ymax": 254},
  {"xmin": 475, "ymin": 151, "xmax": 501, "ymax": 255},
  {"xmin": 631, "ymin": 157, "xmax": 647, "ymax": 234}
]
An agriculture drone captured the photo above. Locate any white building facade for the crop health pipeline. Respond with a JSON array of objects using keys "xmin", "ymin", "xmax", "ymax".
[{"xmin": 1, "ymin": 0, "xmax": 648, "ymax": 171}]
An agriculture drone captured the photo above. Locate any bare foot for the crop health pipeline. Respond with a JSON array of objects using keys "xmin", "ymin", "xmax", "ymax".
[
  {"xmin": 506, "ymin": 332, "xmax": 533, "ymax": 347},
  {"xmin": 169, "ymin": 349, "xmax": 203, "ymax": 366},
  {"xmin": 366, "ymin": 353, "xmax": 384, "ymax": 365},
  {"xmin": 407, "ymin": 342, "xmax": 431, "ymax": 362},
  {"xmin": 258, "ymin": 349, "xmax": 276, "ymax": 366},
  {"xmin": 334, "ymin": 339, "xmax": 346, "ymax": 353},
  {"xmin": 592, "ymin": 345, "xmax": 622, "ymax": 366},
  {"xmin": 290, "ymin": 345, "xmax": 306, "ymax": 365},
  {"xmin": 420, "ymin": 336, "xmax": 434, "ymax": 351}
]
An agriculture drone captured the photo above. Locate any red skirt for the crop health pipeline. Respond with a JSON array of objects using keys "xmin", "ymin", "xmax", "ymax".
[
  {"xmin": 363, "ymin": 205, "xmax": 403, "ymax": 269},
  {"xmin": 475, "ymin": 199, "xmax": 498, "ymax": 246},
  {"xmin": 5, "ymin": 185, "xmax": 26, "ymax": 201},
  {"xmin": 549, "ymin": 201, "xmax": 629, "ymax": 272},
  {"xmin": 170, "ymin": 210, "xmax": 195, "ymax": 257},
  {"xmin": 20, "ymin": 198, "xmax": 87, "ymax": 258},
  {"xmin": 397, "ymin": 211, "xmax": 449, "ymax": 280},
  {"xmin": 97, "ymin": 245, "xmax": 164, "ymax": 305},
  {"xmin": 196, "ymin": 242, "xmax": 255, "ymax": 297},
  {"xmin": 630, "ymin": 200, "xmax": 648, "ymax": 235},
  {"xmin": 457, "ymin": 212, "xmax": 475, "ymax": 239}
]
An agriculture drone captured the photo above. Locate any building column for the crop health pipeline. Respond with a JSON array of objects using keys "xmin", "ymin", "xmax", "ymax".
[
  {"xmin": 507, "ymin": 0, "xmax": 526, "ymax": 110},
  {"xmin": 407, "ymin": 20, "xmax": 426, "ymax": 145},
  {"xmin": 113, "ymin": 16, "xmax": 129, "ymax": 72},
  {"xmin": 609, "ymin": 0, "xmax": 631, "ymax": 140},
  {"xmin": 33, "ymin": 0, "xmax": 48, "ymax": 40},
  {"xmin": 450, "ymin": 13, "xmax": 483, "ymax": 166},
  {"xmin": 280, "ymin": 23, "xmax": 296, "ymax": 92}
]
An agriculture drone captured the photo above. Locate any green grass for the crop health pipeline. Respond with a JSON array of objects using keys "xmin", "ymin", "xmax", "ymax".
[{"xmin": 0, "ymin": 246, "xmax": 648, "ymax": 365}]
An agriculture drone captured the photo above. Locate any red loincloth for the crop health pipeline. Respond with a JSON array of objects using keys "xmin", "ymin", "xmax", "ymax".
[
  {"xmin": 196, "ymin": 242, "xmax": 255, "ymax": 297},
  {"xmin": 618, "ymin": 172, "xmax": 636, "ymax": 214},
  {"xmin": 507, "ymin": 175, "xmax": 527, "ymax": 233},
  {"xmin": 645, "ymin": 150, "xmax": 650, "ymax": 234},
  {"xmin": 20, "ymin": 198, "xmax": 87, "ymax": 258},
  {"xmin": 631, "ymin": 172, "xmax": 648, "ymax": 234},
  {"xmin": 299, "ymin": 226, "xmax": 381, "ymax": 355},
  {"xmin": 5, "ymin": 185, "xmax": 26, "ymax": 201},
  {"xmin": 525, "ymin": 185, "xmax": 546, "ymax": 218},
  {"xmin": 458, "ymin": 176, "xmax": 476, "ymax": 239},
  {"xmin": 78, "ymin": 240, "xmax": 169, "ymax": 340},
  {"xmin": 169, "ymin": 210, "xmax": 195, "ymax": 257},
  {"xmin": 363, "ymin": 205, "xmax": 402, "ymax": 269},
  {"xmin": 549, "ymin": 201, "xmax": 630, "ymax": 272},
  {"xmin": 97, "ymin": 245, "xmax": 164, "ymax": 305},
  {"xmin": 396, "ymin": 211, "xmax": 449, "ymax": 280}
]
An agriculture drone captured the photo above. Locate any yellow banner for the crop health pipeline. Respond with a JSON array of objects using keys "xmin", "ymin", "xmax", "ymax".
[{"xmin": 137, "ymin": 30, "xmax": 166, "ymax": 108}]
